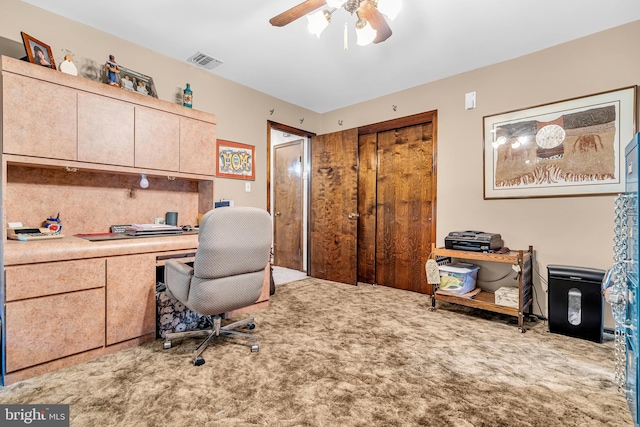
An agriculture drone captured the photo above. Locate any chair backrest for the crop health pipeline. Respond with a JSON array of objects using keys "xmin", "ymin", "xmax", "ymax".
[
  {"xmin": 195, "ymin": 207, "xmax": 272, "ymax": 280},
  {"xmin": 181, "ymin": 207, "xmax": 273, "ymax": 315}
]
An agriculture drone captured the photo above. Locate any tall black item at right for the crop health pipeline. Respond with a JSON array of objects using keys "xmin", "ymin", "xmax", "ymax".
[{"xmin": 547, "ymin": 265, "xmax": 605, "ymax": 343}]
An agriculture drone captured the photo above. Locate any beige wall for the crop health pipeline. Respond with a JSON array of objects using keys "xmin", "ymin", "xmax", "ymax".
[
  {"xmin": 323, "ymin": 21, "xmax": 640, "ymax": 325},
  {"xmin": 2, "ymin": 0, "xmax": 638, "ymax": 324}
]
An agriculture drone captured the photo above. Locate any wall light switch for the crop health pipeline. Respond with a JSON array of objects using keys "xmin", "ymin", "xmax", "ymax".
[
  {"xmin": 245, "ymin": 182, "xmax": 251, "ymax": 192},
  {"xmin": 465, "ymin": 91, "xmax": 476, "ymax": 110}
]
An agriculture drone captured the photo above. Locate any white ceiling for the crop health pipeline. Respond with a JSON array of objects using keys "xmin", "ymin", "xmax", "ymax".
[{"xmin": 23, "ymin": 0, "xmax": 640, "ymax": 113}]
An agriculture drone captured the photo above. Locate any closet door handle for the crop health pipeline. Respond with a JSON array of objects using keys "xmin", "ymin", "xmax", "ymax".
[
  {"xmin": 348, "ymin": 213, "xmax": 359, "ymax": 219},
  {"xmin": 275, "ymin": 212, "xmax": 281, "ymax": 217}
]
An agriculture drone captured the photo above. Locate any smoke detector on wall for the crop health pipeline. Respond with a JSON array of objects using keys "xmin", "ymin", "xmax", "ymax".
[{"xmin": 186, "ymin": 52, "xmax": 224, "ymax": 70}]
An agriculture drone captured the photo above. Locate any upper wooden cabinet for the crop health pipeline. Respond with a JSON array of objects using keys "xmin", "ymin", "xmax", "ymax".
[
  {"xmin": 78, "ymin": 92, "xmax": 135, "ymax": 166},
  {"xmin": 2, "ymin": 73, "xmax": 77, "ymax": 160},
  {"xmin": 134, "ymin": 106, "xmax": 180, "ymax": 171},
  {"xmin": 1, "ymin": 56, "xmax": 217, "ymax": 178},
  {"xmin": 180, "ymin": 117, "xmax": 216, "ymax": 175}
]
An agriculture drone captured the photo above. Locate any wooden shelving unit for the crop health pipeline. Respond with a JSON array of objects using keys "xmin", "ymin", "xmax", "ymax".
[{"xmin": 430, "ymin": 244, "xmax": 534, "ymax": 331}]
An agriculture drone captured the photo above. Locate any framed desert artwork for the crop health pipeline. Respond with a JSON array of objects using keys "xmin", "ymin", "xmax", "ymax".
[
  {"xmin": 216, "ymin": 139, "xmax": 255, "ymax": 180},
  {"xmin": 483, "ymin": 86, "xmax": 637, "ymax": 199}
]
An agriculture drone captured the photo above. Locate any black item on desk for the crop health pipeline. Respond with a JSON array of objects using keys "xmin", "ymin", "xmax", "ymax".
[
  {"xmin": 166, "ymin": 212, "xmax": 178, "ymax": 226},
  {"xmin": 547, "ymin": 265, "xmax": 605, "ymax": 343},
  {"xmin": 445, "ymin": 230, "xmax": 503, "ymax": 252}
]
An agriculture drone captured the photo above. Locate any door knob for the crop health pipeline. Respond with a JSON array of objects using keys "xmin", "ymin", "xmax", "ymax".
[
  {"xmin": 275, "ymin": 212, "xmax": 281, "ymax": 217},
  {"xmin": 348, "ymin": 213, "xmax": 360, "ymax": 219}
]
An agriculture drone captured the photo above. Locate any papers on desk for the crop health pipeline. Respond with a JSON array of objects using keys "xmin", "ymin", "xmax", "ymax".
[{"xmin": 125, "ymin": 224, "xmax": 183, "ymax": 236}]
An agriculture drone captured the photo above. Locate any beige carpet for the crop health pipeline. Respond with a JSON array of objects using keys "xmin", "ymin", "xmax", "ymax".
[{"xmin": 0, "ymin": 278, "xmax": 632, "ymax": 426}]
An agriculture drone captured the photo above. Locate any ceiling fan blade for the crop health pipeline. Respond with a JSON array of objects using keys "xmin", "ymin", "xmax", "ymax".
[
  {"xmin": 270, "ymin": 0, "xmax": 328, "ymax": 27},
  {"xmin": 357, "ymin": 0, "xmax": 392, "ymax": 43}
]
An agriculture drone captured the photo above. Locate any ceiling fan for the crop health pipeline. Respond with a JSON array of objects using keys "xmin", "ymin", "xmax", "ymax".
[{"xmin": 269, "ymin": 0, "xmax": 402, "ymax": 47}]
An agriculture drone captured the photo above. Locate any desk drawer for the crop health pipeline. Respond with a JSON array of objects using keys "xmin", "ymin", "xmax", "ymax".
[
  {"xmin": 5, "ymin": 258, "xmax": 105, "ymax": 302},
  {"xmin": 5, "ymin": 288, "xmax": 105, "ymax": 372}
]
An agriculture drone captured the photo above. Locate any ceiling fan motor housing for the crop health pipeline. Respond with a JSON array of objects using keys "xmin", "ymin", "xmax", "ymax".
[{"xmin": 344, "ymin": 0, "xmax": 360, "ymax": 14}]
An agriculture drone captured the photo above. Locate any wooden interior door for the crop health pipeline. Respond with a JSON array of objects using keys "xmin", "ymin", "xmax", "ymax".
[
  {"xmin": 357, "ymin": 133, "xmax": 377, "ymax": 284},
  {"xmin": 374, "ymin": 122, "xmax": 435, "ymax": 293},
  {"xmin": 310, "ymin": 129, "xmax": 359, "ymax": 285},
  {"xmin": 273, "ymin": 140, "xmax": 304, "ymax": 270}
]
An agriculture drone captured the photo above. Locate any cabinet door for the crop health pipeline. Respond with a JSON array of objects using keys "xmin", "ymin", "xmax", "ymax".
[
  {"xmin": 2, "ymin": 73, "xmax": 77, "ymax": 160},
  {"xmin": 5, "ymin": 289, "xmax": 105, "ymax": 372},
  {"xmin": 106, "ymin": 254, "xmax": 156, "ymax": 345},
  {"xmin": 180, "ymin": 117, "xmax": 216, "ymax": 175},
  {"xmin": 134, "ymin": 106, "xmax": 180, "ymax": 171},
  {"xmin": 78, "ymin": 93, "xmax": 134, "ymax": 166}
]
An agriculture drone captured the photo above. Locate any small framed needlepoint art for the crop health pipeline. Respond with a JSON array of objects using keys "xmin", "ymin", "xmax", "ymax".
[{"xmin": 216, "ymin": 140, "xmax": 255, "ymax": 180}]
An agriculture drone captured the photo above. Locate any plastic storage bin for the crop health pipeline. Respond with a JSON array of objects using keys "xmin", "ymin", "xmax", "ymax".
[{"xmin": 438, "ymin": 263, "xmax": 479, "ymax": 294}]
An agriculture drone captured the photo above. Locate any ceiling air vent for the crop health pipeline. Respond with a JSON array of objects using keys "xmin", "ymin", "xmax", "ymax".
[{"xmin": 186, "ymin": 52, "xmax": 223, "ymax": 70}]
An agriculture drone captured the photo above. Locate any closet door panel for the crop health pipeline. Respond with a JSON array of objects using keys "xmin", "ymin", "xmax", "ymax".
[
  {"xmin": 310, "ymin": 129, "xmax": 358, "ymax": 285},
  {"xmin": 357, "ymin": 133, "xmax": 378, "ymax": 284},
  {"xmin": 376, "ymin": 122, "xmax": 434, "ymax": 293}
]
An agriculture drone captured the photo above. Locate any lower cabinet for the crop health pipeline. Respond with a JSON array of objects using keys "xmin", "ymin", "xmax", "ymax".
[
  {"xmin": 5, "ymin": 290, "xmax": 105, "ymax": 372},
  {"xmin": 4, "ymin": 259, "xmax": 106, "ymax": 373},
  {"xmin": 106, "ymin": 254, "xmax": 157, "ymax": 345},
  {"xmin": 3, "ymin": 253, "xmax": 157, "ymax": 381}
]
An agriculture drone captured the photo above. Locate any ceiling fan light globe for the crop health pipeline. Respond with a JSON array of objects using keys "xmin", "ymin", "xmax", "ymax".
[
  {"xmin": 355, "ymin": 19, "xmax": 377, "ymax": 46},
  {"xmin": 307, "ymin": 10, "xmax": 331, "ymax": 37},
  {"xmin": 376, "ymin": 0, "xmax": 402, "ymax": 20}
]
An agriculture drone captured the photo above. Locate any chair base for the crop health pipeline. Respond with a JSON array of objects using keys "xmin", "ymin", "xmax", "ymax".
[{"xmin": 163, "ymin": 315, "xmax": 259, "ymax": 365}]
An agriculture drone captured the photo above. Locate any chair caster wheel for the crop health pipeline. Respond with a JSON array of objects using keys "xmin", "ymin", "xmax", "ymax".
[
  {"xmin": 163, "ymin": 341, "xmax": 172, "ymax": 350},
  {"xmin": 251, "ymin": 343, "xmax": 259, "ymax": 353},
  {"xmin": 194, "ymin": 356, "xmax": 205, "ymax": 366},
  {"xmin": 247, "ymin": 323, "xmax": 256, "ymax": 330}
]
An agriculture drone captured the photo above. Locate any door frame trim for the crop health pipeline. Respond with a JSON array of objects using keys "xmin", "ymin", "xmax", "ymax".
[
  {"xmin": 267, "ymin": 121, "xmax": 315, "ymax": 273},
  {"xmin": 267, "ymin": 121, "xmax": 315, "ymax": 213}
]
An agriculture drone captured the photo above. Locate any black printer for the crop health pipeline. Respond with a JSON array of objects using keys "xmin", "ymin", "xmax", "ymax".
[{"xmin": 444, "ymin": 230, "xmax": 503, "ymax": 252}]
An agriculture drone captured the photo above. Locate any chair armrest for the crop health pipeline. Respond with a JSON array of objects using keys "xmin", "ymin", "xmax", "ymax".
[{"xmin": 164, "ymin": 260, "xmax": 194, "ymax": 304}]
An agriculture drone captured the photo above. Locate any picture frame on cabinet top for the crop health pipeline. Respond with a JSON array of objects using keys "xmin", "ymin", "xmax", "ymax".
[
  {"xmin": 117, "ymin": 65, "xmax": 158, "ymax": 98},
  {"xmin": 21, "ymin": 32, "xmax": 56, "ymax": 70}
]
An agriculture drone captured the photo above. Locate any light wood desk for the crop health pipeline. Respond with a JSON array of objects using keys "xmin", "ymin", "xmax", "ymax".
[{"xmin": 3, "ymin": 234, "xmax": 269, "ymax": 385}]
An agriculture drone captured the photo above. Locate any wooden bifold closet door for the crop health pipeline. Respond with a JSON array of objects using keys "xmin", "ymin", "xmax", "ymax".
[
  {"xmin": 311, "ymin": 112, "xmax": 437, "ymax": 294},
  {"xmin": 368, "ymin": 122, "xmax": 435, "ymax": 293}
]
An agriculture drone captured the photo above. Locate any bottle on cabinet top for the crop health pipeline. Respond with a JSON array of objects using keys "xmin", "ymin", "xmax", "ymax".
[{"xmin": 183, "ymin": 83, "xmax": 193, "ymax": 108}]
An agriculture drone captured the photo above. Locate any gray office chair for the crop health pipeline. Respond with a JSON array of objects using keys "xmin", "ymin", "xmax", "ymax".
[{"xmin": 162, "ymin": 206, "xmax": 272, "ymax": 366}]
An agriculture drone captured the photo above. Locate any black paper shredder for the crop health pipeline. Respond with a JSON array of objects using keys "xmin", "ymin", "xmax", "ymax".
[{"xmin": 547, "ymin": 265, "xmax": 605, "ymax": 343}]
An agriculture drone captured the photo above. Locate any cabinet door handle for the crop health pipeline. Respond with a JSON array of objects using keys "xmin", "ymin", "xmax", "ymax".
[
  {"xmin": 275, "ymin": 212, "xmax": 281, "ymax": 217},
  {"xmin": 348, "ymin": 213, "xmax": 359, "ymax": 219}
]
